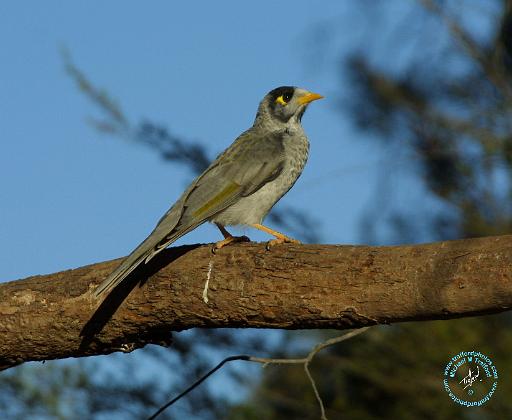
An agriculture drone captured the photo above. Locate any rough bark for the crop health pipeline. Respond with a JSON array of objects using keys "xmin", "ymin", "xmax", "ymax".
[{"xmin": 1, "ymin": 235, "xmax": 512, "ymax": 371}]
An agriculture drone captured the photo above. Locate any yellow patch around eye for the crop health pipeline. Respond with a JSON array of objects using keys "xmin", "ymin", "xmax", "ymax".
[
  {"xmin": 275, "ymin": 95, "xmax": 287, "ymax": 106},
  {"xmin": 192, "ymin": 181, "xmax": 240, "ymax": 218}
]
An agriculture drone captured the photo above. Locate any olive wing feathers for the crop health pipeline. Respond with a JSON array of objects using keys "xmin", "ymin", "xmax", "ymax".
[{"xmin": 154, "ymin": 129, "xmax": 286, "ymax": 243}]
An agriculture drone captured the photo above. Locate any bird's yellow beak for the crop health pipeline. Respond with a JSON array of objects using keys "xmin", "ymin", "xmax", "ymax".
[{"xmin": 297, "ymin": 91, "xmax": 324, "ymax": 105}]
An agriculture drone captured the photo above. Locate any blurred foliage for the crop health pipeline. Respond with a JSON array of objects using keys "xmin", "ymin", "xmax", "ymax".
[
  {"xmin": 349, "ymin": 0, "xmax": 512, "ymax": 243},
  {"xmin": 229, "ymin": 316, "xmax": 512, "ymax": 420},
  {"xmin": 0, "ymin": 329, "xmax": 281, "ymax": 419}
]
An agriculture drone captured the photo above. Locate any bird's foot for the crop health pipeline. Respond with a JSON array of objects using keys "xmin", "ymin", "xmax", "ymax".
[
  {"xmin": 212, "ymin": 235, "xmax": 251, "ymax": 253},
  {"xmin": 265, "ymin": 235, "xmax": 301, "ymax": 251},
  {"xmin": 249, "ymin": 224, "xmax": 301, "ymax": 250}
]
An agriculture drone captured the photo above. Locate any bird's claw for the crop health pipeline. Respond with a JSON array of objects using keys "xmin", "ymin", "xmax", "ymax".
[
  {"xmin": 212, "ymin": 235, "xmax": 251, "ymax": 254},
  {"xmin": 265, "ymin": 237, "xmax": 301, "ymax": 251}
]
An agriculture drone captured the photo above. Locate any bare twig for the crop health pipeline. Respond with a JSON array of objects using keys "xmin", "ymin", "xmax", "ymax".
[
  {"xmin": 148, "ymin": 328, "xmax": 370, "ymax": 419},
  {"xmin": 249, "ymin": 328, "xmax": 370, "ymax": 420}
]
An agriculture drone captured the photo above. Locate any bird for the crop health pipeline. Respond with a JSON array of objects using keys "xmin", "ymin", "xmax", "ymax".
[{"xmin": 93, "ymin": 86, "xmax": 323, "ymax": 298}]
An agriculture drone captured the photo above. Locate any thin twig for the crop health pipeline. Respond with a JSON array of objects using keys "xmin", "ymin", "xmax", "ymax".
[
  {"xmin": 147, "ymin": 327, "xmax": 370, "ymax": 419},
  {"xmin": 249, "ymin": 328, "xmax": 370, "ymax": 420},
  {"xmin": 147, "ymin": 355, "xmax": 250, "ymax": 420},
  {"xmin": 304, "ymin": 363, "xmax": 327, "ymax": 420}
]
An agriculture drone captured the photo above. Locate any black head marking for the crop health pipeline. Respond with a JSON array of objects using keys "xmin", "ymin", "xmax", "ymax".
[
  {"xmin": 255, "ymin": 86, "xmax": 304, "ymax": 125},
  {"xmin": 267, "ymin": 86, "xmax": 297, "ymax": 121},
  {"xmin": 268, "ymin": 86, "xmax": 296, "ymax": 104}
]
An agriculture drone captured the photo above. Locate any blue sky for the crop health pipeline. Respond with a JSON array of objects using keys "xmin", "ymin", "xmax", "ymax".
[{"xmin": 1, "ymin": 1, "xmax": 390, "ymax": 282}]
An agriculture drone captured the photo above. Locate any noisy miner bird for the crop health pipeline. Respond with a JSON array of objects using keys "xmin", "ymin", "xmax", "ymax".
[{"xmin": 94, "ymin": 86, "xmax": 323, "ymax": 298}]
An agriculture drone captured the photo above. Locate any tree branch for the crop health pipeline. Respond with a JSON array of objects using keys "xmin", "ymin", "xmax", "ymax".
[{"xmin": 2, "ymin": 235, "xmax": 512, "ymax": 371}]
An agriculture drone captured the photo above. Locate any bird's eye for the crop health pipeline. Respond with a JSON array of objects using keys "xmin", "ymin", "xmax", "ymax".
[{"xmin": 276, "ymin": 91, "xmax": 293, "ymax": 106}]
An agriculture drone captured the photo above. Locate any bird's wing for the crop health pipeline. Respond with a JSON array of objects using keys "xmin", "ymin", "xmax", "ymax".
[
  {"xmin": 152, "ymin": 129, "xmax": 287, "ymax": 248},
  {"xmin": 93, "ymin": 130, "xmax": 285, "ymax": 297}
]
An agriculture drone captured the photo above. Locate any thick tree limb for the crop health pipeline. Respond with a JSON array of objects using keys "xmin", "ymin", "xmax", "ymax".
[{"xmin": 1, "ymin": 235, "xmax": 512, "ymax": 371}]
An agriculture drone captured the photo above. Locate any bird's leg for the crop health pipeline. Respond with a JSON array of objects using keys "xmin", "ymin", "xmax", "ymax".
[
  {"xmin": 251, "ymin": 223, "xmax": 301, "ymax": 250},
  {"xmin": 212, "ymin": 223, "xmax": 250, "ymax": 253}
]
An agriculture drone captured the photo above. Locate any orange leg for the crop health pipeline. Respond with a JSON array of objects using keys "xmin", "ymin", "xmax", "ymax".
[
  {"xmin": 213, "ymin": 223, "xmax": 250, "ymax": 252},
  {"xmin": 251, "ymin": 223, "xmax": 301, "ymax": 249}
]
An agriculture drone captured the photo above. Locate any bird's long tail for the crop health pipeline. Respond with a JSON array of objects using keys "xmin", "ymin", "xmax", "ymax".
[
  {"xmin": 93, "ymin": 218, "xmax": 202, "ymax": 298},
  {"xmin": 93, "ymin": 236, "xmax": 160, "ymax": 298}
]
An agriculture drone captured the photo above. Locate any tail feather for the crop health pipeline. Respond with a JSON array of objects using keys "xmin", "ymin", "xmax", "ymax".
[
  {"xmin": 93, "ymin": 220, "xmax": 203, "ymax": 298},
  {"xmin": 93, "ymin": 241, "xmax": 155, "ymax": 298}
]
